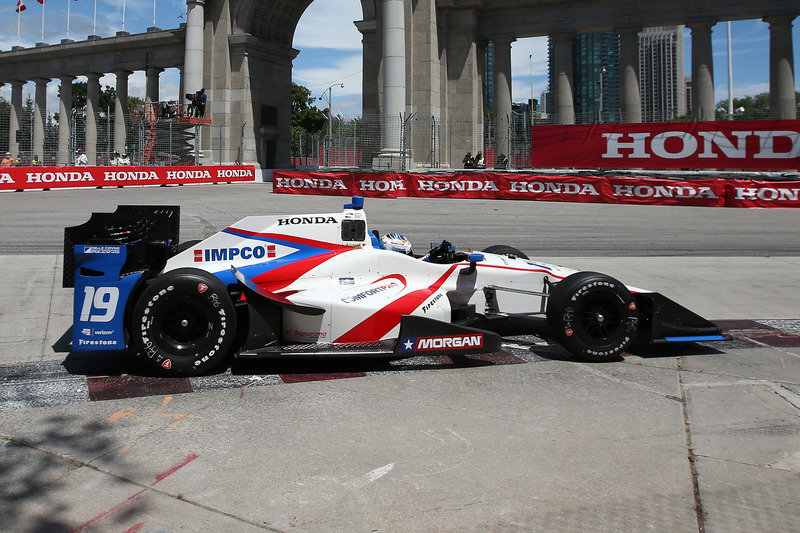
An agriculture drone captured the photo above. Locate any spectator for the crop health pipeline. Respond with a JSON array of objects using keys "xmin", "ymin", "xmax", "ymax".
[
  {"xmin": 110, "ymin": 151, "xmax": 121, "ymax": 166},
  {"xmin": 75, "ymin": 148, "xmax": 88, "ymax": 167},
  {"xmin": 195, "ymin": 88, "xmax": 207, "ymax": 118},
  {"xmin": 1, "ymin": 152, "xmax": 12, "ymax": 167},
  {"xmin": 31, "ymin": 155, "xmax": 41, "ymax": 166},
  {"xmin": 474, "ymin": 151, "xmax": 485, "ymax": 168},
  {"xmin": 462, "ymin": 151, "xmax": 474, "ymax": 169},
  {"xmin": 119, "ymin": 153, "xmax": 131, "ymax": 165}
]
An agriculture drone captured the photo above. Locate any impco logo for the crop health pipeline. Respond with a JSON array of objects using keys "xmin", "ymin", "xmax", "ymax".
[
  {"xmin": 341, "ymin": 281, "xmax": 401, "ymax": 303},
  {"xmin": 509, "ymin": 180, "xmax": 600, "ymax": 196},
  {"xmin": 402, "ymin": 334, "xmax": 484, "ymax": 352},
  {"xmin": 612, "ymin": 183, "xmax": 719, "ymax": 199},
  {"xmin": 275, "ymin": 176, "xmax": 348, "ymax": 190},
  {"xmin": 194, "ymin": 245, "xmax": 276, "ymax": 262},
  {"xmin": 417, "ymin": 179, "xmax": 499, "ymax": 192},
  {"xmin": 278, "ymin": 216, "xmax": 337, "ymax": 226}
]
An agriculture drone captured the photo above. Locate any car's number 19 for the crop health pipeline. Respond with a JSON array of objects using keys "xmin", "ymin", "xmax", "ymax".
[{"xmin": 79, "ymin": 286, "xmax": 120, "ymax": 323}]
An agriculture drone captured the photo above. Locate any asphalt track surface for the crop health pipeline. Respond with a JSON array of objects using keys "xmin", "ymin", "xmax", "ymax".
[{"xmin": 1, "ymin": 182, "xmax": 800, "ymax": 532}]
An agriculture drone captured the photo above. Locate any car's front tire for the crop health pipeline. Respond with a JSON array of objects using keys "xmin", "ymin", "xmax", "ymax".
[
  {"xmin": 546, "ymin": 271, "xmax": 638, "ymax": 362},
  {"xmin": 130, "ymin": 268, "xmax": 237, "ymax": 376}
]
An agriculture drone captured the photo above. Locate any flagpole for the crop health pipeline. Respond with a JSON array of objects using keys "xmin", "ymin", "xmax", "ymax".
[
  {"xmin": 66, "ymin": 0, "xmax": 71, "ymax": 40},
  {"xmin": 92, "ymin": 0, "xmax": 97, "ymax": 37},
  {"xmin": 17, "ymin": 6, "xmax": 21, "ymax": 46},
  {"xmin": 122, "ymin": 0, "xmax": 126, "ymax": 33},
  {"xmin": 40, "ymin": 0, "xmax": 45, "ymax": 43}
]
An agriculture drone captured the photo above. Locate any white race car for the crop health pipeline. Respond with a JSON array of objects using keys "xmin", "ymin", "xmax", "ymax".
[{"xmin": 64, "ymin": 196, "xmax": 724, "ymax": 375}]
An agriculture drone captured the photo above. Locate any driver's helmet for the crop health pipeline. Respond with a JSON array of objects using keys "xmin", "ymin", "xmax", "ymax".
[{"xmin": 381, "ymin": 233, "xmax": 412, "ymax": 255}]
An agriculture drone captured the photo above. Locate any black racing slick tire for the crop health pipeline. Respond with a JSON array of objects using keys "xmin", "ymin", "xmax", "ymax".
[
  {"xmin": 481, "ymin": 245, "xmax": 529, "ymax": 260},
  {"xmin": 130, "ymin": 268, "xmax": 237, "ymax": 376},
  {"xmin": 546, "ymin": 271, "xmax": 638, "ymax": 362}
]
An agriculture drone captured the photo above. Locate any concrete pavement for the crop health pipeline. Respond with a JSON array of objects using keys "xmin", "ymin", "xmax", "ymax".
[{"xmin": 1, "ymin": 184, "xmax": 799, "ymax": 532}]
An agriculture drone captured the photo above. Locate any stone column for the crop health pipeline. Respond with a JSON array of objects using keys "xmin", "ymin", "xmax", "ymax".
[
  {"xmin": 764, "ymin": 15, "xmax": 797, "ymax": 120},
  {"xmin": 114, "ymin": 71, "xmax": 132, "ymax": 154},
  {"xmin": 183, "ymin": 0, "xmax": 205, "ymax": 106},
  {"xmin": 689, "ymin": 21, "xmax": 715, "ymax": 121},
  {"xmin": 493, "ymin": 38, "xmax": 515, "ymax": 163},
  {"xmin": 381, "ymin": 0, "xmax": 406, "ymax": 154},
  {"xmin": 617, "ymin": 27, "xmax": 642, "ymax": 123},
  {"xmin": 8, "ymin": 81, "xmax": 23, "ymax": 158},
  {"xmin": 552, "ymin": 33, "xmax": 575, "ymax": 124},
  {"xmin": 58, "ymin": 76, "xmax": 76, "ymax": 166},
  {"xmin": 85, "ymin": 73, "xmax": 101, "ymax": 165},
  {"xmin": 145, "ymin": 67, "xmax": 163, "ymax": 121},
  {"xmin": 33, "ymin": 79, "xmax": 49, "ymax": 162}
]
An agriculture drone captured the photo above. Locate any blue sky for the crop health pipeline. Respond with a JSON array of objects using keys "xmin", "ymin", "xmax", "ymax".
[{"xmin": 2, "ymin": 0, "xmax": 798, "ymax": 116}]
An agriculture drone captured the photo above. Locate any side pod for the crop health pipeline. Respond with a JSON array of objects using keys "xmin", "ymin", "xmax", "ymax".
[{"xmin": 635, "ymin": 292, "xmax": 727, "ymax": 344}]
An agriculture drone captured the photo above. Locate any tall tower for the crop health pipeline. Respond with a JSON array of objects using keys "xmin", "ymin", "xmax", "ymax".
[
  {"xmin": 547, "ymin": 32, "xmax": 621, "ymax": 123},
  {"xmin": 639, "ymin": 26, "xmax": 687, "ymax": 122}
]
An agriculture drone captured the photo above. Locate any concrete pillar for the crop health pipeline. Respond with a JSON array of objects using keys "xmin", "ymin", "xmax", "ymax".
[
  {"xmin": 114, "ymin": 71, "xmax": 132, "ymax": 154},
  {"xmin": 552, "ymin": 33, "xmax": 576, "ymax": 124},
  {"xmin": 381, "ymin": 0, "xmax": 406, "ymax": 153},
  {"xmin": 493, "ymin": 38, "xmax": 515, "ymax": 162},
  {"xmin": 689, "ymin": 21, "xmax": 715, "ymax": 121},
  {"xmin": 33, "ymin": 79, "xmax": 48, "ymax": 162},
  {"xmin": 183, "ymin": 0, "xmax": 205, "ymax": 106},
  {"xmin": 617, "ymin": 27, "xmax": 642, "ymax": 123},
  {"xmin": 58, "ymin": 76, "xmax": 76, "ymax": 166},
  {"xmin": 8, "ymin": 81, "xmax": 23, "ymax": 158},
  {"xmin": 146, "ymin": 67, "xmax": 163, "ymax": 121},
  {"xmin": 85, "ymin": 73, "xmax": 101, "ymax": 165},
  {"xmin": 764, "ymin": 15, "xmax": 797, "ymax": 120}
]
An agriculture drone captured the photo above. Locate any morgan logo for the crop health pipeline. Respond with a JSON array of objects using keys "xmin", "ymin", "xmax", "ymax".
[
  {"xmin": 402, "ymin": 334, "xmax": 484, "ymax": 352},
  {"xmin": 194, "ymin": 245, "xmax": 276, "ymax": 262},
  {"xmin": 197, "ymin": 283, "xmax": 208, "ymax": 294}
]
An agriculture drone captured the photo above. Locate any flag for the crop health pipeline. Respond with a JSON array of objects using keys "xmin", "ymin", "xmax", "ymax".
[
  {"xmin": 16, "ymin": 0, "xmax": 26, "ymax": 12},
  {"xmin": 37, "ymin": 0, "xmax": 43, "ymax": 4}
]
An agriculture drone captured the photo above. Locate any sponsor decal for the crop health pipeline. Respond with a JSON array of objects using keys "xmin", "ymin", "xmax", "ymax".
[
  {"xmin": 198, "ymin": 283, "xmax": 208, "ymax": 294},
  {"xmin": 341, "ymin": 281, "xmax": 401, "ymax": 304},
  {"xmin": 402, "ymin": 334, "xmax": 484, "ymax": 352},
  {"xmin": 278, "ymin": 216, "xmax": 337, "ymax": 226},
  {"xmin": 508, "ymin": 181, "xmax": 600, "ymax": 196},
  {"xmin": 339, "ymin": 277, "xmax": 355, "ymax": 285},
  {"xmin": 83, "ymin": 245, "xmax": 122, "ymax": 254},
  {"xmin": 27, "ymin": 171, "xmax": 95, "ymax": 183},
  {"xmin": 162, "ymin": 359, "xmax": 172, "ymax": 370},
  {"xmin": 194, "ymin": 245, "xmax": 276, "ymax": 262},
  {"xmin": 274, "ymin": 176, "xmax": 348, "ymax": 190},
  {"xmin": 417, "ymin": 179, "xmax": 500, "ymax": 192},
  {"xmin": 104, "ymin": 171, "xmax": 159, "ymax": 181},
  {"xmin": 357, "ymin": 179, "xmax": 407, "ymax": 192},
  {"xmin": 611, "ymin": 183, "xmax": 719, "ymax": 199},
  {"xmin": 421, "ymin": 293, "xmax": 443, "ymax": 314}
]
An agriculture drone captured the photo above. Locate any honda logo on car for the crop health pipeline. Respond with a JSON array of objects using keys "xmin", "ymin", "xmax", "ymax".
[
  {"xmin": 403, "ymin": 334, "xmax": 484, "ymax": 351},
  {"xmin": 278, "ymin": 216, "xmax": 337, "ymax": 225},
  {"xmin": 195, "ymin": 245, "xmax": 276, "ymax": 262}
]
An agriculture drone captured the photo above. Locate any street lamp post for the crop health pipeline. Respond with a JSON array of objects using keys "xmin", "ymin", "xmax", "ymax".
[
  {"xmin": 319, "ymin": 83, "xmax": 343, "ymax": 168},
  {"xmin": 598, "ymin": 67, "xmax": 607, "ymax": 123}
]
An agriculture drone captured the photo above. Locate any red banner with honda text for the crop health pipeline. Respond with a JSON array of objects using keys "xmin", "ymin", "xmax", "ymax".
[
  {"xmin": 0, "ymin": 166, "xmax": 256, "ymax": 191},
  {"xmin": 273, "ymin": 171, "xmax": 800, "ymax": 209},
  {"xmin": 531, "ymin": 121, "xmax": 800, "ymax": 171}
]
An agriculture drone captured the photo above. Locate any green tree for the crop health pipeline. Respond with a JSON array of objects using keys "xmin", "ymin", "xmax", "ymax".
[
  {"xmin": 715, "ymin": 92, "xmax": 800, "ymax": 120},
  {"xmin": 291, "ymin": 82, "xmax": 327, "ymax": 161}
]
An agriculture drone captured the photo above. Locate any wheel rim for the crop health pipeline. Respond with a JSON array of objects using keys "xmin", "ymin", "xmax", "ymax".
[
  {"xmin": 159, "ymin": 297, "xmax": 213, "ymax": 352},
  {"xmin": 575, "ymin": 294, "xmax": 624, "ymax": 342}
]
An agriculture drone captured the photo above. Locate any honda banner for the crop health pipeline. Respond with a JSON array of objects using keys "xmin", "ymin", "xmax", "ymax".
[
  {"xmin": 274, "ymin": 171, "xmax": 800, "ymax": 209},
  {"xmin": 531, "ymin": 121, "xmax": 800, "ymax": 171},
  {"xmin": 0, "ymin": 166, "xmax": 256, "ymax": 191}
]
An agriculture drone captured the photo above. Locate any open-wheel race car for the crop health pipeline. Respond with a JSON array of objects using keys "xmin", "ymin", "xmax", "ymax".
[{"xmin": 64, "ymin": 197, "xmax": 725, "ymax": 376}]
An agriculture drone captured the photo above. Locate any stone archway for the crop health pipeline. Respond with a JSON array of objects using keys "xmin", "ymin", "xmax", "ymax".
[{"xmin": 201, "ymin": 0, "xmax": 376, "ymax": 173}]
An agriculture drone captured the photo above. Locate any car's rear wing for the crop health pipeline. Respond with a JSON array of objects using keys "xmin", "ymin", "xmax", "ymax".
[{"xmin": 63, "ymin": 205, "xmax": 180, "ymax": 288}]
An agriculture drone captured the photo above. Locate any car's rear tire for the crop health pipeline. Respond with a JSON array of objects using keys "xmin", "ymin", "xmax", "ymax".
[
  {"xmin": 481, "ymin": 245, "xmax": 529, "ymax": 259},
  {"xmin": 130, "ymin": 268, "xmax": 237, "ymax": 376},
  {"xmin": 546, "ymin": 271, "xmax": 638, "ymax": 362}
]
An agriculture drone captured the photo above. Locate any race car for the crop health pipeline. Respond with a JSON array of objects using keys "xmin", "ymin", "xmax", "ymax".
[{"xmin": 63, "ymin": 196, "xmax": 725, "ymax": 376}]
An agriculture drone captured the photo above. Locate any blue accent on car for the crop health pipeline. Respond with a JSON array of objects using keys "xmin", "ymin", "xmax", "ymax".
[
  {"xmin": 664, "ymin": 335, "xmax": 726, "ymax": 342},
  {"xmin": 72, "ymin": 245, "xmax": 142, "ymax": 352},
  {"xmin": 345, "ymin": 196, "xmax": 365, "ymax": 210}
]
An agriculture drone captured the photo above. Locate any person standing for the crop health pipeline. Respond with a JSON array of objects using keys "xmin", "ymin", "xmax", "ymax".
[
  {"xmin": 1, "ymin": 153, "xmax": 13, "ymax": 167},
  {"xmin": 75, "ymin": 148, "xmax": 88, "ymax": 166}
]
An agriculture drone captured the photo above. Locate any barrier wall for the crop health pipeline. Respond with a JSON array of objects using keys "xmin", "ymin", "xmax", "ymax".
[
  {"xmin": 531, "ymin": 120, "xmax": 800, "ymax": 171},
  {"xmin": 273, "ymin": 171, "xmax": 800, "ymax": 209},
  {"xmin": 0, "ymin": 166, "xmax": 257, "ymax": 191}
]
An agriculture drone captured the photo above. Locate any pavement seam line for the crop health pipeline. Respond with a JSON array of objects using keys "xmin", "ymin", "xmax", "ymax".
[
  {"xmin": 677, "ymin": 357, "xmax": 706, "ymax": 533},
  {"xmin": 3, "ymin": 435, "xmax": 287, "ymax": 533},
  {"xmin": 41, "ymin": 256, "xmax": 60, "ymax": 360}
]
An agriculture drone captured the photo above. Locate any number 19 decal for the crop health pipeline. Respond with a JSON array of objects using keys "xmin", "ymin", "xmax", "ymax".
[{"xmin": 79, "ymin": 286, "xmax": 120, "ymax": 323}]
